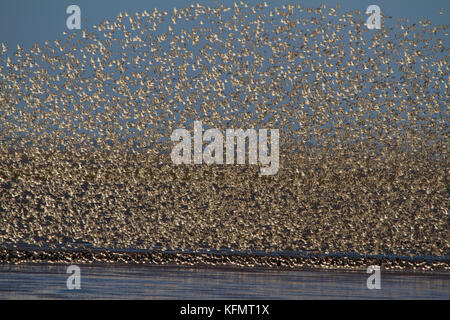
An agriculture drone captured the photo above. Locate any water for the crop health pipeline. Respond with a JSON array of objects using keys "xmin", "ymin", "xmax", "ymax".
[{"xmin": 0, "ymin": 264, "xmax": 448, "ymax": 299}]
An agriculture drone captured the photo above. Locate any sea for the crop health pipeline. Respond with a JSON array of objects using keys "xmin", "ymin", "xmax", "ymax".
[{"xmin": 0, "ymin": 263, "xmax": 448, "ymax": 299}]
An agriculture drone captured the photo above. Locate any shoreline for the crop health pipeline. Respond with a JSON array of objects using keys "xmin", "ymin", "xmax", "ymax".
[{"xmin": 1, "ymin": 249, "xmax": 448, "ymax": 274}]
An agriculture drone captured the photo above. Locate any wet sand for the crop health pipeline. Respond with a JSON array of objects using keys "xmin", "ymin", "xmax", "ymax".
[{"xmin": 0, "ymin": 263, "xmax": 448, "ymax": 299}]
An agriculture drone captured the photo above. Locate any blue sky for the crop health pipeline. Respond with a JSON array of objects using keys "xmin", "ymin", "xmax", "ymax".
[{"xmin": 1, "ymin": 0, "xmax": 448, "ymax": 49}]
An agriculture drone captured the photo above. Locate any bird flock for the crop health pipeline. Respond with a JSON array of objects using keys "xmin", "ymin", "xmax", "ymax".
[{"xmin": 0, "ymin": 3, "xmax": 448, "ymax": 268}]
